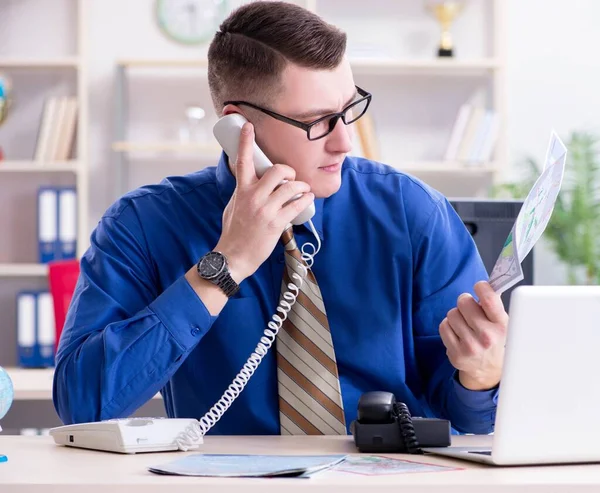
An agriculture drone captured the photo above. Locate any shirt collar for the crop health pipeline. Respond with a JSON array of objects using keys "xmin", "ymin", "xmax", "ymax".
[{"xmin": 215, "ymin": 151, "xmax": 324, "ymax": 240}]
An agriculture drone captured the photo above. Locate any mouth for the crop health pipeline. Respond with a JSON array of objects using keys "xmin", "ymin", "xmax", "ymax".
[{"xmin": 319, "ymin": 162, "xmax": 342, "ymax": 173}]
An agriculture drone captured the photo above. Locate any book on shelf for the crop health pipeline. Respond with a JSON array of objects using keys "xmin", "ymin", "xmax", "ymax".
[
  {"xmin": 353, "ymin": 113, "xmax": 380, "ymax": 161},
  {"xmin": 444, "ymin": 104, "xmax": 500, "ymax": 166},
  {"xmin": 34, "ymin": 96, "xmax": 78, "ymax": 162}
]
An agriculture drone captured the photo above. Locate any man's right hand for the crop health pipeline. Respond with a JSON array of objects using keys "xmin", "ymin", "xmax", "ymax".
[{"xmin": 214, "ymin": 122, "xmax": 314, "ymax": 283}]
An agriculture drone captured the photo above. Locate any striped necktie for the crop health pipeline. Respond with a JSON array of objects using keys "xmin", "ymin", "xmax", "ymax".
[{"xmin": 276, "ymin": 226, "xmax": 347, "ymax": 435}]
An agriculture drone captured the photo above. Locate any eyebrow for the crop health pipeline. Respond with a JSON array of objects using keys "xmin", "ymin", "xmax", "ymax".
[{"xmin": 288, "ymin": 89, "xmax": 359, "ymax": 120}]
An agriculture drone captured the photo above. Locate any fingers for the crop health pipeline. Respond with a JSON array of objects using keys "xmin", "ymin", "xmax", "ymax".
[
  {"xmin": 268, "ymin": 180, "xmax": 311, "ymax": 209},
  {"xmin": 256, "ymin": 164, "xmax": 297, "ymax": 201},
  {"xmin": 456, "ymin": 293, "xmax": 500, "ymax": 349},
  {"xmin": 278, "ymin": 192, "xmax": 315, "ymax": 226},
  {"xmin": 234, "ymin": 123, "xmax": 257, "ymax": 187},
  {"xmin": 446, "ymin": 306, "xmax": 479, "ymax": 352},
  {"xmin": 474, "ymin": 281, "xmax": 508, "ymax": 325},
  {"xmin": 439, "ymin": 316, "xmax": 459, "ymax": 353},
  {"xmin": 457, "ymin": 293, "xmax": 489, "ymax": 332}
]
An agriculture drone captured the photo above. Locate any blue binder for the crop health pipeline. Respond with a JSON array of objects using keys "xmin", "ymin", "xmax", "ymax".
[
  {"xmin": 16, "ymin": 291, "xmax": 38, "ymax": 367},
  {"xmin": 37, "ymin": 292, "xmax": 56, "ymax": 367},
  {"xmin": 37, "ymin": 187, "xmax": 59, "ymax": 264},
  {"xmin": 57, "ymin": 187, "xmax": 77, "ymax": 260},
  {"xmin": 16, "ymin": 291, "xmax": 56, "ymax": 368}
]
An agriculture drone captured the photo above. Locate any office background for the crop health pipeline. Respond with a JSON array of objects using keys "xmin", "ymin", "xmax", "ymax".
[{"xmin": 0, "ymin": 0, "xmax": 595, "ymax": 432}]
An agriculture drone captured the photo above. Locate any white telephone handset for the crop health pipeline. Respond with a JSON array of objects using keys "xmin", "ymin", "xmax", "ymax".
[
  {"xmin": 50, "ymin": 115, "xmax": 323, "ymax": 454},
  {"xmin": 213, "ymin": 113, "xmax": 315, "ymax": 226}
]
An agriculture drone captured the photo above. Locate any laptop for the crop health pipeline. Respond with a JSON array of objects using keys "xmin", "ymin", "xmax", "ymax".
[{"xmin": 423, "ymin": 285, "xmax": 600, "ymax": 466}]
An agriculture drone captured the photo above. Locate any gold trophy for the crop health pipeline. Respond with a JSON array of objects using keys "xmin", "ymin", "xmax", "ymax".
[{"xmin": 425, "ymin": 1, "xmax": 465, "ymax": 57}]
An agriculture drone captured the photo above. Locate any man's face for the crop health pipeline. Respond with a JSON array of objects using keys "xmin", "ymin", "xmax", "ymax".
[{"xmin": 226, "ymin": 59, "xmax": 357, "ymax": 198}]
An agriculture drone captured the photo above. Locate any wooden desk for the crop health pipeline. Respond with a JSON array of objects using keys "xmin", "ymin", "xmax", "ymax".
[{"xmin": 2, "ymin": 434, "xmax": 600, "ymax": 492}]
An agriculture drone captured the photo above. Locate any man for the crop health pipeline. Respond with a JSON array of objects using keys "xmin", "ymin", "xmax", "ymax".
[{"xmin": 53, "ymin": 1, "xmax": 507, "ymax": 435}]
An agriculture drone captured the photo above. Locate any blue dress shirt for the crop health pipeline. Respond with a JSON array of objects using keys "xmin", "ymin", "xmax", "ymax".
[{"xmin": 53, "ymin": 154, "xmax": 499, "ymax": 434}]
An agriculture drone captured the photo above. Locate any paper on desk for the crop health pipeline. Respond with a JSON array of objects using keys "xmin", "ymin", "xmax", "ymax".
[
  {"xmin": 324, "ymin": 455, "xmax": 460, "ymax": 476},
  {"xmin": 489, "ymin": 130, "xmax": 567, "ymax": 294},
  {"xmin": 148, "ymin": 454, "xmax": 347, "ymax": 477}
]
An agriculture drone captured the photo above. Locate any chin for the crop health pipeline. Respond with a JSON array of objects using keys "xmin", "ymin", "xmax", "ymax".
[{"xmin": 312, "ymin": 174, "xmax": 342, "ymax": 198}]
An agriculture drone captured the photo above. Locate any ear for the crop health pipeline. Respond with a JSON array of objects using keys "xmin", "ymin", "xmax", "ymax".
[{"xmin": 222, "ymin": 104, "xmax": 249, "ymax": 119}]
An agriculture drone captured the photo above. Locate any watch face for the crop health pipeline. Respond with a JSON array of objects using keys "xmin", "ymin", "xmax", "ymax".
[{"xmin": 198, "ymin": 251, "xmax": 226, "ymax": 279}]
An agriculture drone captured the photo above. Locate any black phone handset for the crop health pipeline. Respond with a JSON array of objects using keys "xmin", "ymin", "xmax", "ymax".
[{"xmin": 351, "ymin": 391, "xmax": 452, "ymax": 454}]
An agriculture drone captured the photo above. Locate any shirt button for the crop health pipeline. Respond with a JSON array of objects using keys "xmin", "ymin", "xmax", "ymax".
[
  {"xmin": 190, "ymin": 326, "xmax": 201, "ymax": 336},
  {"xmin": 278, "ymin": 254, "xmax": 285, "ymax": 264}
]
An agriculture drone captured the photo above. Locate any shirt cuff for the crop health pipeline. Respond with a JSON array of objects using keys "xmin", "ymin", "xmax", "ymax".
[
  {"xmin": 149, "ymin": 275, "xmax": 218, "ymax": 352},
  {"xmin": 451, "ymin": 371, "xmax": 499, "ymax": 410}
]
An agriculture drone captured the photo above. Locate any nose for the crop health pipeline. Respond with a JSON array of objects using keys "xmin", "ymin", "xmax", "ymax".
[{"xmin": 324, "ymin": 117, "xmax": 353, "ymax": 155}]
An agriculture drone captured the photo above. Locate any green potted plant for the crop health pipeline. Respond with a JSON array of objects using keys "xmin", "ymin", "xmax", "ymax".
[{"xmin": 492, "ymin": 131, "xmax": 600, "ymax": 285}]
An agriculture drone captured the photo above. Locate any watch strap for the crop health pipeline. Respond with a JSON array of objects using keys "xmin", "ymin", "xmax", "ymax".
[{"xmin": 213, "ymin": 268, "xmax": 240, "ymax": 298}]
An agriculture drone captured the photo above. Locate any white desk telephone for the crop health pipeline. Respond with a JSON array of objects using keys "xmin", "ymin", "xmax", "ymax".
[
  {"xmin": 50, "ymin": 418, "xmax": 202, "ymax": 454},
  {"xmin": 50, "ymin": 113, "xmax": 322, "ymax": 454}
]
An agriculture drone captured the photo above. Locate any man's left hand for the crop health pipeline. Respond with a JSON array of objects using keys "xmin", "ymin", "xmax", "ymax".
[{"xmin": 439, "ymin": 280, "xmax": 508, "ymax": 391}]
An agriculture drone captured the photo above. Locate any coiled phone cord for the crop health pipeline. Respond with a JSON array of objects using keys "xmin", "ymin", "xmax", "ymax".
[
  {"xmin": 175, "ymin": 220, "xmax": 322, "ymax": 451},
  {"xmin": 393, "ymin": 402, "xmax": 423, "ymax": 455}
]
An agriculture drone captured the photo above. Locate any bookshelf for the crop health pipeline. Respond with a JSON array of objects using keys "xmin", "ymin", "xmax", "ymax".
[
  {"xmin": 0, "ymin": 0, "xmax": 89, "ymax": 427},
  {"xmin": 6, "ymin": 368, "xmax": 161, "ymax": 401},
  {"xmin": 111, "ymin": 141, "xmax": 220, "ymax": 153},
  {"xmin": 6, "ymin": 368, "xmax": 54, "ymax": 400},
  {"xmin": 115, "ymin": 57, "xmax": 498, "ymax": 72},
  {"xmin": 0, "ymin": 264, "xmax": 49, "ymax": 278},
  {"xmin": 117, "ymin": 59, "xmax": 208, "ymax": 69},
  {"xmin": 0, "ymin": 161, "xmax": 79, "ymax": 173},
  {"xmin": 395, "ymin": 161, "xmax": 498, "ymax": 174},
  {"xmin": 0, "ymin": 58, "xmax": 81, "ymax": 69},
  {"xmin": 350, "ymin": 58, "xmax": 500, "ymax": 74}
]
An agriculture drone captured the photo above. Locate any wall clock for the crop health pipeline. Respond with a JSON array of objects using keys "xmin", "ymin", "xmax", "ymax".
[{"xmin": 156, "ymin": 0, "xmax": 228, "ymax": 46}]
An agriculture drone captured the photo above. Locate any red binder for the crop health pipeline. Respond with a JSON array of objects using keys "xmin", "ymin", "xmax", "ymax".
[{"xmin": 48, "ymin": 259, "xmax": 80, "ymax": 352}]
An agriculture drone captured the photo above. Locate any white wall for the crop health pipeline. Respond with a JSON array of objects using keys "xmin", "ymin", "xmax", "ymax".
[{"xmin": 506, "ymin": 0, "xmax": 600, "ymax": 284}]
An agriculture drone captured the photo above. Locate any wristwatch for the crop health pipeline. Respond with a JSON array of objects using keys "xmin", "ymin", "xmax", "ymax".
[{"xmin": 196, "ymin": 251, "xmax": 240, "ymax": 298}]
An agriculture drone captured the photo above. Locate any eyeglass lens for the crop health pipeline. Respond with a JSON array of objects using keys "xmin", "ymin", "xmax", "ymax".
[{"xmin": 308, "ymin": 97, "xmax": 370, "ymax": 140}]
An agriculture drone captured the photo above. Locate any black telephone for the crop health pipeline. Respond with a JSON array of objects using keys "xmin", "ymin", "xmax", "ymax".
[{"xmin": 351, "ymin": 392, "xmax": 451, "ymax": 454}]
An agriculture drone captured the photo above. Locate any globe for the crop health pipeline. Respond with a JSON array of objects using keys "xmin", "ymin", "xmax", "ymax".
[
  {"xmin": 0, "ymin": 367, "xmax": 14, "ymax": 422},
  {"xmin": 0, "ymin": 72, "xmax": 12, "ymax": 125}
]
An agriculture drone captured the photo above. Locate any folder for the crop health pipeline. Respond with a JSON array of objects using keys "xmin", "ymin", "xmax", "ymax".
[
  {"xmin": 16, "ymin": 291, "xmax": 56, "ymax": 368},
  {"xmin": 58, "ymin": 188, "xmax": 77, "ymax": 259},
  {"xmin": 37, "ymin": 292, "xmax": 56, "ymax": 367},
  {"xmin": 38, "ymin": 188, "xmax": 59, "ymax": 263},
  {"xmin": 48, "ymin": 259, "xmax": 80, "ymax": 353},
  {"xmin": 17, "ymin": 292, "xmax": 37, "ymax": 367}
]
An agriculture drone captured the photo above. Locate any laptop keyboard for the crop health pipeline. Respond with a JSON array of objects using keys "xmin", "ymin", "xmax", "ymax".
[{"xmin": 468, "ymin": 451, "xmax": 492, "ymax": 455}]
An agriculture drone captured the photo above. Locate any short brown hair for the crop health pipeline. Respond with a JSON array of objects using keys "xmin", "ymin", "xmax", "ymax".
[{"xmin": 207, "ymin": 1, "xmax": 347, "ymax": 114}]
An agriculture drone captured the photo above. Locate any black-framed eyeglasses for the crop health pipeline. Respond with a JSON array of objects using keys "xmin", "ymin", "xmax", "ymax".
[{"xmin": 223, "ymin": 85, "xmax": 372, "ymax": 141}]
